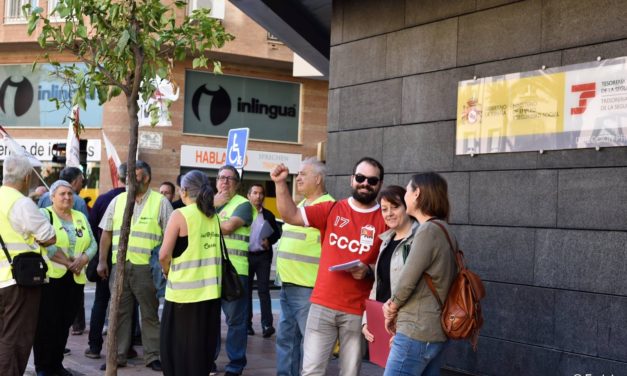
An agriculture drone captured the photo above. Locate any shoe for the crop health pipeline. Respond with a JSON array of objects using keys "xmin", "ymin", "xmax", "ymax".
[
  {"xmin": 100, "ymin": 362, "xmax": 126, "ymax": 371},
  {"xmin": 247, "ymin": 325, "xmax": 255, "ymax": 335},
  {"xmin": 209, "ymin": 362, "xmax": 217, "ymax": 375},
  {"xmin": 71, "ymin": 329, "xmax": 84, "ymax": 335},
  {"xmin": 146, "ymin": 360, "xmax": 162, "ymax": 372},
  {"xmin": 127, "ymin": 347, "xmax": 138, "ymax": 359},
  {"xmin": 84, "ymin": 348, "xmax": 101, "ymax": 359},
  {"xmin": 63, "ymin": 348, "xmax": 71, "ymax": 355},
  {"xmin": 262, "ymin": 326, "xmax": 276, "ymax": 338}
]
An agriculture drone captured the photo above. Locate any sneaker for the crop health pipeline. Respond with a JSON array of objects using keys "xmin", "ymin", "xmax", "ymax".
[
  {"xmin": 84, "ymin": 348, "xmax": 101, "ymax": 359},
  {"xmin": 71, "ymin": 329, "xmax": 84, "ymax": 335},
  {"xmin": 262, "ymin": 326, "xmax": 276, "ymax": 338},
  {"xmin": 146, "ymin": 360, "xmax": 162, "ymax": 372},
  {"xmin": 63, "ymin": 348, "xmax": 71, "ymax": 355}
]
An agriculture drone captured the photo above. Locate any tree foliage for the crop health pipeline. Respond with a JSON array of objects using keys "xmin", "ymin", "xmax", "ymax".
[{"xmin": 25, "ymin": 1, "xmax": 233, "ymax": 374}]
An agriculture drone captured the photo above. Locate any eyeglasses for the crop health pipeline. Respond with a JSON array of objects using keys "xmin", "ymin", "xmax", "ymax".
[
  {"xmin": 354, "ymin": 173, "xmax": 380, "ymax": 186},
  {"xmin": 217, "ymin": 176, "xmax": 238, "ymax": 183}
]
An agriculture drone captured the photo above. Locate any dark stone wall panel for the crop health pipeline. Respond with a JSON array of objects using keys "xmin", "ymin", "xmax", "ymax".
[
  {"xmin": 339, "ymin": 79, "xmax": 402, "ymax": 130},
  {"xmin": 405, "ymin": 0, "xmax": 474, "ymax": 27},
  {"xmin": 469, "ymin": 170, "xmax": 557, "ymax": 227},
  {"xmin": 458, "ymin": 0, "xmax": 542, "ymax": 66}
]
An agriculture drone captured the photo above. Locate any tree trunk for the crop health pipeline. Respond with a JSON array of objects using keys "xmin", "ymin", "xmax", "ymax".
[{"xmin": 104, "ymin": 92, "xmax": 141, "ymax": 376}]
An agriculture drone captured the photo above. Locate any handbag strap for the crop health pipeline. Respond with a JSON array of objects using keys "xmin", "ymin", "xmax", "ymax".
[
  {"xmin": 218, "ymin": 226, "xmax": 231, "ymax": 263},
  {"xmin": 0, "ymin": 233, "xmax": 12, "ymax": 264}
]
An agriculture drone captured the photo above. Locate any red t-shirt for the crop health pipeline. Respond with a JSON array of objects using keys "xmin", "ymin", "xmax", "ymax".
[{"xmin": 302, "ymin": 198, "xmax": 387, "ymax": 315}]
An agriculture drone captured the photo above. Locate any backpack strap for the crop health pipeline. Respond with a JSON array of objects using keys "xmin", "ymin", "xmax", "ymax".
[{"xmin": 423, "ymin": 219, "xmax": 460, "ymax": 309}]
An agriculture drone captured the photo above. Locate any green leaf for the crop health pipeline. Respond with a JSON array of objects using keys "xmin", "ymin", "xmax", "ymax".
[
  {"xmin": 77, "ymin": 25, "xmax": 88, "ymax": 39},
  {"xmin": 63, "ymin": 21, "xmax": 73, "ymax": 37},
  {"xmin": 116, "ymin": 30, "xmax": 130, "ymax": 55}
]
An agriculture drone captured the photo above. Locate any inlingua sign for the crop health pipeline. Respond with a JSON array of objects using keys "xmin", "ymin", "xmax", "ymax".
[{"xmin": 183, "ymin": 71, "xmax": 301, "ymax": 142}]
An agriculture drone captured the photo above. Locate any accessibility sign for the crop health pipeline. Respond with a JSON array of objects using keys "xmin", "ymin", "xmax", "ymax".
[{"xmin": 226, "ymin": 127, "xmax": 249, "ymax": 169}]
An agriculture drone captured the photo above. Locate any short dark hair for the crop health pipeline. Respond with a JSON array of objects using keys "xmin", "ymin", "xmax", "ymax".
[
  {"xmin": 377, "ymin": 185, "xmax": 407, "ymax": 209},
  {"xmin": 135, "ymin": 160, "xmax": 151, "ymax": 182},
  {"xmin": 408, "ymin": 172, "xmax": 449, "ymax": 220},
  {"xmin": 352, "ymin": 157, "xmax": 384, "ymax": 181},
  {"xmin": 59, "ymin": 166, "xmax": 83, "ymax": 184},
  {"xmin": 248, "ymin": 183, "xmax": 264, "ymax": 195},
  {"xmin": 160, "ymin": 181, "xmax": 175, "ymax": 194},
  {"xmin": 218, "ymin": 165, "xmax": 240, "ymax": 182}
]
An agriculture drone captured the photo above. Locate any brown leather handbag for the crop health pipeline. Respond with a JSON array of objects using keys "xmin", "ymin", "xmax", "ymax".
[{"xmin": 424, "ymin": 220, "xmax": 485, "ymax": 351}]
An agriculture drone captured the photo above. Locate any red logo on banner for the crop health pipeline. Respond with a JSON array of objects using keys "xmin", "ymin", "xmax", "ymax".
[{"xmin": 570, "ymin": 83, "xmax": 596, "ymax": 115}]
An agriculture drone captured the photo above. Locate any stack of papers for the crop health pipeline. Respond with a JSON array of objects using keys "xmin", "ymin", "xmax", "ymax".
[{"xmin": 328, "ymin": 259, "xmax": 362, "ymax": 271}]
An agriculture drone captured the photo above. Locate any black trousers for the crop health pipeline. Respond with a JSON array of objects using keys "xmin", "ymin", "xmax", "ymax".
[
  {"xmin": 160, "ymin": 298, "xmax": 221, "ymax": 376},
  {"xmin": 247, "ymin": 250, "xmax": 273, "ymax": 328},
  {"xmin": 0, "ymin": 284, "xmax": 41, "ymax": 376},
  {"xmin": 33, "ymin": 271, "xmax": 83, "ymax": 373},
  {"xmin": 88, "ymin": 274, "xmax": 110, "ymax": 352}
]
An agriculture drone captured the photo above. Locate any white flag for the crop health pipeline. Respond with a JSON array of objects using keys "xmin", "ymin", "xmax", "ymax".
[
  {"xmin": 66, "ymin": 106, "xmax": 81, "ymax": 169},
  {"xmin": 102, "ymin": 131, "xmax": 122, "ymax": 188},
  {"xmin": 0, "ymin": 125, "xmax": 42, "ymax": 167}
]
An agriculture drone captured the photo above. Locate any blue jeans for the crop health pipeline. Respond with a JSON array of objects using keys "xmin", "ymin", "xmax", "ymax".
[
  {"xmin": 150, "ymin": 246, "xmax": 166, "ymax": 298},
  {"xmin": 276, "ymin": 285, "xmax": 313, "ymax": 376},
  {"xmin": 216, "ymin": 275, "xmax": 249, "ymax": 374},
  {"xmin": 383, "ymin": 333, "xmax": 448, "ymax": 376}
]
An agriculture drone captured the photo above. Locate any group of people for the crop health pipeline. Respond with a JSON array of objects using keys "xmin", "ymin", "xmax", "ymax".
[{"xmin": 0, "ymin": 152, "xmax": 459, "ymax": 376}]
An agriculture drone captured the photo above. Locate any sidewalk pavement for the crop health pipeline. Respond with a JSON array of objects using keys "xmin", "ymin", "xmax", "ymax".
[{"xmin": 25, "ymin": 312, "xmax": 388, "ymax": 376}]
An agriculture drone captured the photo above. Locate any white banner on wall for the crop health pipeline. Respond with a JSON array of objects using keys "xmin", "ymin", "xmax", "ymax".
[
  {"xmin": 0, "ymin": 139, "xmax": 101, "ymax": 162},
  {"xmin": 180, "ymin": 144, "xmax": 301, "ymax": 173}
]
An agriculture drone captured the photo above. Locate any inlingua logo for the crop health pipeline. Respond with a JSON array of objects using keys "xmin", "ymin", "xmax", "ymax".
[
  {"xmin": 0, "ymin": 76, "xmax": 34, "ymax": 117},
  {"xmin": 191, "ymin": 85, "xmax": 232, "ymax": 126}
]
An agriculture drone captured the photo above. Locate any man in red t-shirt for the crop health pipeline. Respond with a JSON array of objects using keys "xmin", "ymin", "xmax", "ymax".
[{"xmin": 271, "ymin": 157, "xmax": 387, "ymax": 376}]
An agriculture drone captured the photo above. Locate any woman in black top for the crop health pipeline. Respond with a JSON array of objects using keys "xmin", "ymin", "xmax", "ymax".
[{"xmin": 362, "ymin": 185, "xmax": 418, "ymax": 343}]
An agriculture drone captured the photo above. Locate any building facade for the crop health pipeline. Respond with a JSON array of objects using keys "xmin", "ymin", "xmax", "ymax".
[
  {"xmin": 0, "ymin": 0, "xmax": 328, "ymax": 208},
  {"xmin": 327, "ymin": 0, "xmax": 627, "ymax": 374}
]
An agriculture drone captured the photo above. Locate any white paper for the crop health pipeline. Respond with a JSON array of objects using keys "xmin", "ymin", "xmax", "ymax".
[{"xmin": 328, "ymin": 259, "xmax": 362, "ymax": 272}]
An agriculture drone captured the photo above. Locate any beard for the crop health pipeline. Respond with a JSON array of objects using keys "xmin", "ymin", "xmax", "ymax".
[{"xmin": 351, "ymin": 185, "xmax": 378, "ymax": 204}]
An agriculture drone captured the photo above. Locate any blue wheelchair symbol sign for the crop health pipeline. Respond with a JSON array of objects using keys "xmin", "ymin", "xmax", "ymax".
[{"xmin": 226, "ymin": 128, "xmax": 249, "ymax": 169}]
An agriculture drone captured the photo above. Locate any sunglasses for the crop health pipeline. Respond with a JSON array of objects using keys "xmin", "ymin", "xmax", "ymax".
[{"xmin": 354, "ymin": 173, "xmax": 380, "ymax": 186}]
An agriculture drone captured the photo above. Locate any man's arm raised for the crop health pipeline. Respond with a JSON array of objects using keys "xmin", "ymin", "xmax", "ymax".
[{"xmin": 270, "ymin": 163, "xmax": 305, "ymax": 226}]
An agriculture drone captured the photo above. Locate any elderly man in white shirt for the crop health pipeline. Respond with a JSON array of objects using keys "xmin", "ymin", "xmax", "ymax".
[{"xmin": 0, "ymin": 154, "xmax": 56, "ymax": 376}]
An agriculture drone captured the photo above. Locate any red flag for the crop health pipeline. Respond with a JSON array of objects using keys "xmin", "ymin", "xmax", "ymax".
[{"xmin": 102, "ymin": 131, "xmax": 122, "ymax": 188}]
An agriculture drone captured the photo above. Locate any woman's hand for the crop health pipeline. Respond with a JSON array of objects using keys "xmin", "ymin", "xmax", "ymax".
[
  {"xmin": 384, "ymin": 316, "xmax": 397, "ymax": 335},
  {"xmin": 382, "ymin": 299, "xmax": 398, "ymax": 320},
  {"xmin": 68, "ymin": 253, "xmax": 88, "ymax": 276},
  {"xmin": 362, "ymin": 324, "xmax": 374, "ymax": 342}
]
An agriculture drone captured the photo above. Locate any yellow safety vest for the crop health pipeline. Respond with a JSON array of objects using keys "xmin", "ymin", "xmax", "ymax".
[
  {"xmin": 218, "ymin": 194, "xmax": 251, "ymax": 276},
  {"xmin": 276, "ymin": 193, "xmax": 334, "ymax": 287},
  {"xmin": 112, "ymin": 191, "xmax": 163, "ymax": 265},
  {"xmin": 45, "ymin": 208, "xmax": 91, "ymax": 284},
  {"xmin": 166, "ymin": 204, "xmax": 222, "ymax": 303},
  {"xmin": 0, "ymin": 186, "xmax": 44, "ymax": 283}
]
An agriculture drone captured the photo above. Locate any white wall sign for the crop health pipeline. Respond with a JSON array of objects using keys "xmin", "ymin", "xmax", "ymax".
[
  {"xmin": 180, "ymin": 144, "xmax": 301, "ymax": 173},
  {"xmin": 139, "ymin": 131, "xmax": 163, "ymax": 150}
]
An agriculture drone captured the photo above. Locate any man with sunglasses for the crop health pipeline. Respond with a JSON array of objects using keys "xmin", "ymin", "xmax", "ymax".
[
  {"xmin": 213, "ymin": 165, "xmax": 254, "ymax": 376},
  {"xmin": 271, "ymin": 157, "xmax": 387, "ymax": 376}
]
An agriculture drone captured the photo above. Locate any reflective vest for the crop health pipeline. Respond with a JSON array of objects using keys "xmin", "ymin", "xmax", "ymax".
[
  {"xmin": 45, "ymin": 207, "xmax": 91, "ymax": 284},
  {"xmin": 166, "ymin": 204, "xmax": 222, "ymax": 303},
  {"xmin": 0, "ymin": 186, "xmax": 43, "ymax": 284},
  {"xmin": 276, "ymin": 193, "xmax": 334, "ymax": 287},
  {"xmin": 218, "ymin": 194, "xmax": 251, "ymax": 276},
  {"xmin": 112, "ymin": 191, "xmax": 163, "ymax": 265}
]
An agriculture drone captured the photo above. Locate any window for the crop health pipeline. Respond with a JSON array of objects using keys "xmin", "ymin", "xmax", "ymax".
[
  {"xmin": 4, "ymin": 0, "xmax": 37, "ymax": 24},
  {"xmin": 47, "ymin": 0, "xmax": 61, "ymax": 21},
  {"xmin": 187, "ymin": 0, "xmax": 225, "ymax": 20}
]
